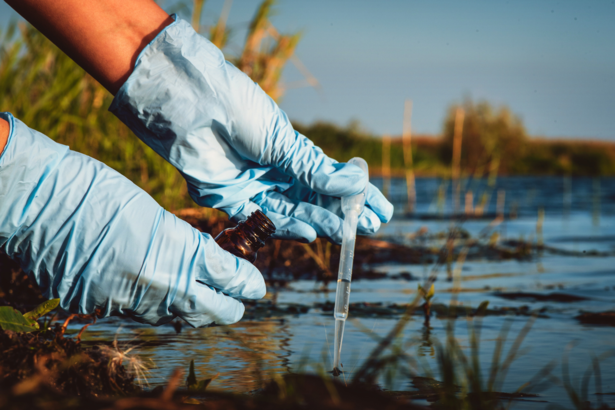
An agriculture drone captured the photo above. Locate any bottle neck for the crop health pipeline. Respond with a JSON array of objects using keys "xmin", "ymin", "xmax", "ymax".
[{"xmin": 237, "ymin": 210, "xmax": 276, "ymax": 250}]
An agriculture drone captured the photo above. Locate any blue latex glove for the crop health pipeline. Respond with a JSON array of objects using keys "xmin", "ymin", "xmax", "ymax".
[
  {"xmin": 0, "ymin": 112, "xmax": 265, "ymax": 327},
  {"xmin": 110, "ymin": 17, "xmax": 393, "ymax": 244}
]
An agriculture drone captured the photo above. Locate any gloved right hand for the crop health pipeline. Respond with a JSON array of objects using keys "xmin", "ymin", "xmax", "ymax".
[
  {"xmin": 0, "ymin": 112, "xmax": 265, "ymax": 327},
  {"xmin": 110, "ymin": 17, "xmax": 393, "ymax": 245}
]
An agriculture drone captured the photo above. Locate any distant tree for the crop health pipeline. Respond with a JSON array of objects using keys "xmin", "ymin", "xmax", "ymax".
[{"xmin": 440, "ymin": 99, "xmax": 528, "ymax": 175}]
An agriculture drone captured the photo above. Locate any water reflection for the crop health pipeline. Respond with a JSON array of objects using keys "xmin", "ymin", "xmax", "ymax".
[
  {"xmin": 72, "ymin": 177, "xmax": 615, "ymax": 408},
  {"xmin": 418, "ymin": 324, "xmax": 435, "ymax": 358}
]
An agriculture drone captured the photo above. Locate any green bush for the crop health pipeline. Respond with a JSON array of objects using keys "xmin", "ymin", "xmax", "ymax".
[{"xmin": 440, "ymin": 98, "xmax": 528, "ymax": 175}]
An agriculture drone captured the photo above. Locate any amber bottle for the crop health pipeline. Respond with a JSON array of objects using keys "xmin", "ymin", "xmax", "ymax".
[{"xmin": 214, "ymin": 210, "xmax": 276, "ymax": 263}]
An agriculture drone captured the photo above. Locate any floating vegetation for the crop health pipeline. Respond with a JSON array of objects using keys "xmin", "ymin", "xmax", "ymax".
[
  {"xmin": 316, "ymin": 301, "xmax": 547, "ymax": 319},
  {"xmin": 389, "ymin": 376, "xmax": 543, "ymax": 404},
  {"xmin": 576, "ymin": 311, "xmax": 615, "ymax": 327},
  {"xmin": 494, "ymin": 292, "xmax": 590, "ymax": 303},
  {"xmin": 417, "ymin": 283, "xmax": 436, "ymax": 325},
  {"xmin": 243, "ymin": 300, "xmax": 310, "ymax": 320}
]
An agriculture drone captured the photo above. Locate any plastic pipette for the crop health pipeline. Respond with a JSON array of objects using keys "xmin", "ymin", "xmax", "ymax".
[{"xmin": 332, "ymin": 157, "xmax": 369, "ymax": 376}]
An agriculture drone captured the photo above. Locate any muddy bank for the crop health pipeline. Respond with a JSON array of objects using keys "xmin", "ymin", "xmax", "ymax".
[
  {"xmin": 0, "ymin": 370, "xmax": 427, "ymax": 410},
  {"xmin": 0, "ymin": 327, "xmax": 138, "ymax": 396},
  {"xmin": 0, "ymin": 251, "xmax": 46, "ymax": 311}
]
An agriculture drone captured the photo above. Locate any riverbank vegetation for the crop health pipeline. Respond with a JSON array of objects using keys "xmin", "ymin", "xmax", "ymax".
[{"xmin": 295, "ymin": 104, "xmax": 615, "ymax": 178}]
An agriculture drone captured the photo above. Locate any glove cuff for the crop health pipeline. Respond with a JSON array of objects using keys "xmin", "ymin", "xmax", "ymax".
[
  {"xmin": 0, "ymin": 112, "xmax": 69, "ymax": 252},
  {"xmin": 109, "ymin": 18, "xmax": 288, "ymax": 214}
]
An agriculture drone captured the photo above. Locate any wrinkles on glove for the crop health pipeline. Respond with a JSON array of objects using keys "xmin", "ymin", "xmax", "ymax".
[
  {"xmin": 232, "ymin": 181, "xmax": 392, "ymax": 244},
  {"xmin": 109, "ymin": 17, "xmax": 394, "ymax": 244},
  {"xmin": 0, "ymin": 112, "xmax": 265, "ymax": 328}
]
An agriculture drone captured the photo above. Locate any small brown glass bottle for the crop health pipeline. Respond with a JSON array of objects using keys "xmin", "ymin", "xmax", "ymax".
[{"xmin": 214, "ymin": 210, "xmax": 276, "ymax": 263}]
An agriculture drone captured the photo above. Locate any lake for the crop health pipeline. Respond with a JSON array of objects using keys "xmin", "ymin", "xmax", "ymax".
[{"xmin": 75, "ymin": 176, "xmax": 615, "ymax": 409}]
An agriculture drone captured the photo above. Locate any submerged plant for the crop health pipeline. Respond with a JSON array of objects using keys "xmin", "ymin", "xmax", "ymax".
[
  {"xmin": 186, "ymin": 359, "xmax": 219, "ymax": 392},
  {"xmin": 418, "ymin": 283, "xmax": 435, "ymax": 325},
  {"xmin": 407, "ymin": 314, "xmax": 548, "ymax": 410},
  {"xmin": 549, "ymin": 344, "xmax": 615, "ymax": 410}
]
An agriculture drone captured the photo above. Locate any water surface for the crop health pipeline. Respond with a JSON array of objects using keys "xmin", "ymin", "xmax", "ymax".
[{"xmin": 76, "ymin": 177, "xmax": 615, "ymax": 408}]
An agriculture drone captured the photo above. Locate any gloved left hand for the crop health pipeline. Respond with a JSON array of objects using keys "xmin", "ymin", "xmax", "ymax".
[
  {"xmin": 110, "ymin": 16, "xmax": 393, "ymax": 244},
  {"xmin": 0, "ymin": 112, "xmax": 265, "ymax": 327}
]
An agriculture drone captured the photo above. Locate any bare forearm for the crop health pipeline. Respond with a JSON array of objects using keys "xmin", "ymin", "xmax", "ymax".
[
  {"xmin": 0, "ymin": 117, "xmax": 8, "ymax": 154},
  {"xmin": 5, "ymin": 0, "xmax": 173, "ymax": 94}
]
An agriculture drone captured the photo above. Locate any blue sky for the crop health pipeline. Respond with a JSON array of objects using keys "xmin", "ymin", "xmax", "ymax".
[{"xmin": 2, "ymin": 0, "xmax": 614, "ymax": 139}]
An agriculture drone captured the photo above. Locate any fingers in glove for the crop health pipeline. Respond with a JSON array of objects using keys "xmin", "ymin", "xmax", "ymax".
[
  {"xmin": 270, "ymin": 183, "xmax": 391, "ymax": 238},
  {"xmin": 365, "ymin": 183, "xmax": 394, "ymax": 223},
  {"xmin": 156, "ymin": 212, "xmax": 267, "ymax": 300},
  {"xmin": 178, "ymin": 282, "xmax": 247, "ymax": 327},
  {"xmin": 195, "ymin": 242, "xmax": 266, "ymax": 301},
  {"xmin": 231, "ymin": 201, "xmax": 318, "ymax": 243},
  {"xmin": 261, "ymin": 126, "xmax": 368, "ymax": 198},
  {"xmin": 254, "ymin": 191, "xmax": 346, "ymax": 244},
  {"xmin": 197, "ymin": 235, "xmax": 267, "ymax": 300}
]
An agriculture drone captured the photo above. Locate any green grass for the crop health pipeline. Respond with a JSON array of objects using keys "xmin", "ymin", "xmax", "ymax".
[{"xmin": 0, "ymin": 23, "xmax": 191, "ymax": 211}]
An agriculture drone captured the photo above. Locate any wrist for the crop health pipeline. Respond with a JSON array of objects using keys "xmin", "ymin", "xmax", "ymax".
[
  {"xmin": 0, "ymin": 116, "xmax": 9, "ymax": 156},
  {"xmin": 6, "ymin": 0, "xmax": 174, "ymax": 95}
]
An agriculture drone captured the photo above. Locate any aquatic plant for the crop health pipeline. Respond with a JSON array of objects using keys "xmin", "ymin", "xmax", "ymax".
[
  {"xmin": 418, "ymin": 283, "xmax": 435, "ymax": 325},
  {"xmin": 0, "ymin": 298, "xmax": 60, "ymax": 332},
  {"xmin": 542, "ymin": 344, "xmax": 615, "ymax": 410},
  {"xmin": 185, "ymin": 359, "xmax": 218, "ymax": 392}
]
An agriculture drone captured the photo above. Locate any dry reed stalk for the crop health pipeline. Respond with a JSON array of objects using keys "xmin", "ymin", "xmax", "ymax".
[
  {"xmin": 402, "ymin": 100, "xmax": 416, "ymax": 213},
  {"xmin": 259, "ymin": 31, "xmax": 301, "ymax": 101},
  {"xmin": 536, "ymin": 208, "xmax": 544, "ymax": 247},
  {"xmin": 191, "ymin": 0, "xmax": 205, "ymax": 32},
  {"xmin": 235, "ymin": 1, "xmax": 304, "ymax": 101},
  {"xmin": 593, "ymin": 178, "xmax": 601, "ymax": 226},
  {"xmin": 238, "ymin": 0, "xmax": 271, "ymax": 78},
  {"xmin": 475, "ymin": 154, "xmax": 500, "ymax": 216},
  {"xmin": 496, "ymin": 189, "xmax": 505, "ymax": 220},
  {"xmin": 452, "ymin": 108, "xmax": 465, "ymax": 214},
  {"xmin": 301, "ymin": 243, "xmax": 331, "ymax": 277},
  {"xmin": 465, "ymin": 190, "xmax": 474, "ymax": 215},
  {"xmin": 209, "ymin": 0, "xmax": 233, "ymax": 48},
  {"xmin": 382, "ymin": 134, "xmax": 391, "ymax": 198}
]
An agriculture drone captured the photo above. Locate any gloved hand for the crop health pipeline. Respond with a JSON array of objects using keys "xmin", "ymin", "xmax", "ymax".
[
  {"xmin": 0, "ymin": 112, "xmax": 265, "ymax": 327},
  {"xmin": 110, "ymin": 16, "xmax": 393, "ymax": 244}
]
